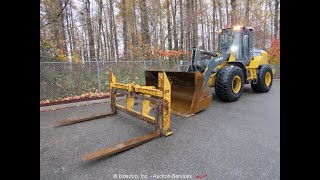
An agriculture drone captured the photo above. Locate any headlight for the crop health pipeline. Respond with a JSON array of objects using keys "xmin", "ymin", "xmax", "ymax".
[
  {"xmin": 233, "ymin": 26, "xmax": 241, "ymax": 30},
  {"xmin": 231, "ymin": 46, "xmax": 238, "ymax": 52}
]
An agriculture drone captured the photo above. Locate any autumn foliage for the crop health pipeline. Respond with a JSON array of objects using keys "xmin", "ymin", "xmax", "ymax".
[
  {"xmin": 128, "ymin": 36, "xmax": 191, "ymax": 61},
  {"xmin": 267, "ymin": 39, "xmax": 280, "ymax": 64}
]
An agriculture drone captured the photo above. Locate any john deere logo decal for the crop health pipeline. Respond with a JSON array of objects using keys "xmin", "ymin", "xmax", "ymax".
[{"xmin": 215, "ymin": 56, "xmax": 223, "ymax": 62}]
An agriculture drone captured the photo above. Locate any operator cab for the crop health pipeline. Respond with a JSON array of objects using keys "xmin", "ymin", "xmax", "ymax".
[{"xmin": 218, "ymin": 26, "xmax": 254, "ymax": 65}]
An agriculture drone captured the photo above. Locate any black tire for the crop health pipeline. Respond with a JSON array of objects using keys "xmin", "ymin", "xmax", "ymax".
[
  {"xmin": 251, "ymin": 65, "xmax": 273, "ymax": 93},
  {"xmin": 215, "ymin": 65, "xmax": 244, "ymax": 102}
]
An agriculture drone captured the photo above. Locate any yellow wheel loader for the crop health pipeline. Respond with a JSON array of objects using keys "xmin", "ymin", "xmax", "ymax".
[
  {"xmin": 146, "ymin": 26, "xmax": 274, "ymax": 117},
  {"xmin": 54, "ymin": 26, "xmax": 274, "ymax": 161}
]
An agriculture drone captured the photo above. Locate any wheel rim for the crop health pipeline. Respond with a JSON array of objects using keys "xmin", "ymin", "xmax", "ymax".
[
  {"xmin": 265, "ymin": 72, "xmax": 271, "ymax": 86},
  {"xmin": 232, "ymin": 75, "xmax": 241, "ymax": 93}
]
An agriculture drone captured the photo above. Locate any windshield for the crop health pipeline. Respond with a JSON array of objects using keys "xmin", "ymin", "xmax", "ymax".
[{"xmin": 218, "ymin": 29, "xmax": 241, "ymax": 59}]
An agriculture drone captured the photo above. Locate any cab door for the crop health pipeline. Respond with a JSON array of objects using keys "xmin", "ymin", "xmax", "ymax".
[{"xmin": 243, "ymin": 29, "xmax": 253, "ymax": 65}]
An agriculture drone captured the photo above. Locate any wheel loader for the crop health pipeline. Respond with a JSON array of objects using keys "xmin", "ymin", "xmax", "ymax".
[
  {"xmin": 54, "ymin": 26, "xmax": 274, "ymax": 161},
  {"xmin": 146, "ymin": 25, "xmax": 274, "ymax": 117}
]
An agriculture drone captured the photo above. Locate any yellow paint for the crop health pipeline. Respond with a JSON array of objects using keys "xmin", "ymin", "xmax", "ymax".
[
  {"xmin": 116, "ymin": 104, "xmax": 125, "ymax": 109},
  {"xmin": 165, "ymin": 131, "xmax": 173, "ymax": 137},
  {"xmin": 162, "ymin": 72, "xmax": 172, "ymax": 136},
  {"xmin": 265, "ymin": 72, "xmax": 272, "ymax": 86},
  {"xmin": 232, "ymin": 75, "xmax": 241, "ymax": 93},
  {"xmin": 228, "ymin": 52, "xmax": 236, "ymax": 62},
  {"xmin": 260, "ymin": 50, "xmax": 268, "ymax": 64},
  {"xmin": 208, "ymin": 73, "xmax": 216, "ymax": 87},
  {"xmin": 208, "ymin": 62, "xmax": 227, "ymax": 87},
  {"xmin": 247, "ymin": 57, "xmax": 261, "ymax": 68},
  {"xmin": 109, "ymin": 70, "xmax": 116, "ymax": 88},
  {"xmin": 113, "ymin": 83, "xmax": 130, "ymax": 90},
  {"xmin": 134, "ymin": 86, "xmax": 163, "ymax": 97},
  {"xmin": 141, "ymin": 94, "xmax": 151, "ymax": 116},
  {"xmin": 246, "ymin": 50, "xmax": 269, "ymax": 82},
  {"xmin": 246, "ymin": 68, "xmax": 257, "ymax": 80},
  {"xmin": 126, "ymin": 96, "xmax": 134, "ymax": 110},
  {"xmin": 109, "ymin": 70, "xmax": 172, "ymax": 137},
  {"xmin": 247, "ymin": 50, "xmax": 268, "ymax": 69}
]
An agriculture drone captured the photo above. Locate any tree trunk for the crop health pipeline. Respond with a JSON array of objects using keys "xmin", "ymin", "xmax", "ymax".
[
  {"xmin": 172, "ymin": 0, "xmax": 178, "ymax": 50},
  {"xmin": 70, "ymin": 3, "xmax": 77, "ymax": 59},
  {"xmin": 217, "ymin": 0, "xmax": 223, "ymax": 29},
  {"xmin": 131, "ymin": 0, "xmax": 138, "ymax": 45},
  {"xmin": 166, "ymin": 0, "xmax": 172, "ymax": 50},
  {"xmin": 244, "ymin": 0, "xmax": 250, "ymax": 26},
  {"xmin": 65, "ymin": 4, "xmax": 73, "ymax": 61},
  {"xmin": 59, "ymin": 0, "xmax": 68, "ymax": 58},
  {"xmin": 101, "ymin": 18, "xmax": 108, "ymax": 61},
  {"xmin": 159, "ymin": 0, "xmax": 165, "ymax": 50},
  {"xmin": 263, "ymin": 0, "xmax": 267, "ymax": 48},
  {"xmin": 139, "ymin": 0, "xmax": 150, "ymax": 45},
  {"xmin": 97, "ymin": 0, "xmax": 103, "ymax": 61},
  {"xmin": 179, "ymin": 0, "xmax": 184, "ymax": 50},
  {"xmin": 274, "ymin": 0, "xmax": 279, "ymax": 39},
  {"xmin": 85, "ymin": 0, "xmax": 95, "ymax": 61},
  {"xmin": 104, "ymin": 21, "xmax": 111, "ymax": 61},
  {"xmin": 268, "ymin": 0, "xmax": 273, "ymax": 40},
  {"xmin": 231, "ymin": 0, "xmax": 236, "ymax": 25},
  {"xmin": 191, "ymin": 0, "xmax": 198, "ymax": 48},
  {"xmin": 205, "ymin": 6, "xmax": 211, "ymax": 50},
  {"xmin": 121, "ymin": 0, "xmax": 128, "ymax": 59},
  {"xmin": 83, "ymin": 25, "xmax": 89, "ymax": 62},
  {"xmin": 107, "ymin": 0, "xmax": 115, "ymax": 60},
  {"xmin": 200, "ymin": 0, "xmax": 205, "ymax": 47},
  {"xmin": 225, "ymin": 0, "xmax": 229, "ymax": 26},
  {"xmin": 186, "ymin": 0, "xmax": 191, "ymax": 51},
  {"xmin": 212, "ymin": 0, "xmax": 216, "ymax": 49},
  {"xmin": 110, "ymin": 0, "xmax": 119, "ymax": 61}
]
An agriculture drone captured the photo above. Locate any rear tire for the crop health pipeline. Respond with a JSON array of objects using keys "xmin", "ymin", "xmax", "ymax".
[
  {"xmin": 251, "ymin": 65, "xmax": 273, "ymax": 93},
  {"xmin": 215, "ymin": 65, "xmax": 244, "ymax": 102}
]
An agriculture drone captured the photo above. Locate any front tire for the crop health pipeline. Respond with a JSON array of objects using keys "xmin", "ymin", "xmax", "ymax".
[
  {"xmin": 251, "ymin": 65, "xmax": 273, "ymax": 93},
  {"xmin": 215, "ymin": 65, "xmax": 245, "ymax": 102}
]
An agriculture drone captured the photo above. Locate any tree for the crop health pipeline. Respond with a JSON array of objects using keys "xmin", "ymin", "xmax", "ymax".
[
  {"xmin": 186, "ymin": 0, "xmax": 191, "ymax": 51},
  {"xmin": 166, "ymin": 0, "xmax": 172, "ymax": 50},
  {"xmin": 85, "ymin": 0, "xmax": 95, "ymax": 61},
  {"xmin": 109, "ymin": 0, "xmax": 119, "ymax": 61},
  {"xmin": 96, "ymin": 0, "xmax": 103, "ymax": 60},
  {"xmin": 212, "ymin": 0, "xmax": 216, "ymax": 49},
  {"xmin": 40, "ymin": 0, "xmax": 280, "ymax": 63},
  {"xmin": 274, "ymin": 0, "xmax": 279, "ymax": 39},
  {"xmin": 171, "ymin": 0, "xmax": 178, "ymax": 50},
  {"xmin": 139, "ymin": 0, "xmax": 150, "ymax": 45},
  {"xmin": 121, "ymin": 0, "xmax": 128, "ymax": 59},
  {"xmin": 231, "ymin": 0, "xmax": 237, "ymax": 25},
  {"xmin": 217, "ymin": 0, "xmax": 223, "ymax": 29},
  {"xmin": 225, "ymin": 0, "xmax": 230, "ymax": 26},
  {"xmin": 191, "ymin": 0, "xmax": 198, "ymax": 47},
  {"xmin": 244, "ymin": 0, "xmax": 251, "ymax": 26},
  {"xmin": 179, "ymin": 0, "xmax": 184, "ymax": 50}
]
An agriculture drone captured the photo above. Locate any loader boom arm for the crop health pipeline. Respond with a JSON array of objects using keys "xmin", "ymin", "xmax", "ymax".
[{"xmin": 190, "ymin": 47, "xmax": 230, "ymax": 85}]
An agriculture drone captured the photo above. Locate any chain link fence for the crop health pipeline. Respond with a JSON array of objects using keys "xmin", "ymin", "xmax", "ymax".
[
  {"xmin": 40, "ymin": 60, "xmax": 190, "ymax": 101},
  {"xmin": 40, "ymin": 60, "xmax": 279, "ymax": 101}
]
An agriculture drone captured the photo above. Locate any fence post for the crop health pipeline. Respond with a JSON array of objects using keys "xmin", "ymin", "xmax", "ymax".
[
  {"xmin": 96, "ymin": 61, "xmax": 101, "ymax": 93},
  {"xmin": 143, "ymin": 60, "xmax": 146, "ymax": 71}
]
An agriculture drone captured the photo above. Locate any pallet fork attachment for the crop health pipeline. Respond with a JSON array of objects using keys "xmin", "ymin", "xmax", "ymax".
[{"xmin": 55, "ymin": 70, "xmax": 172, "ymax": 161}]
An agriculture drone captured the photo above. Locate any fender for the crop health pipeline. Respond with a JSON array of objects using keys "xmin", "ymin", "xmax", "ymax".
[{"xmin": 227, "ymin": 61, "xmax": 248, "ymax": 82}]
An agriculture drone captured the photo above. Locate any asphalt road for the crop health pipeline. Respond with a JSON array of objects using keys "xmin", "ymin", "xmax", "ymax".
[{"xmin": 40, "ymin": 80, "xmax": 280, "ymax": 180}]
